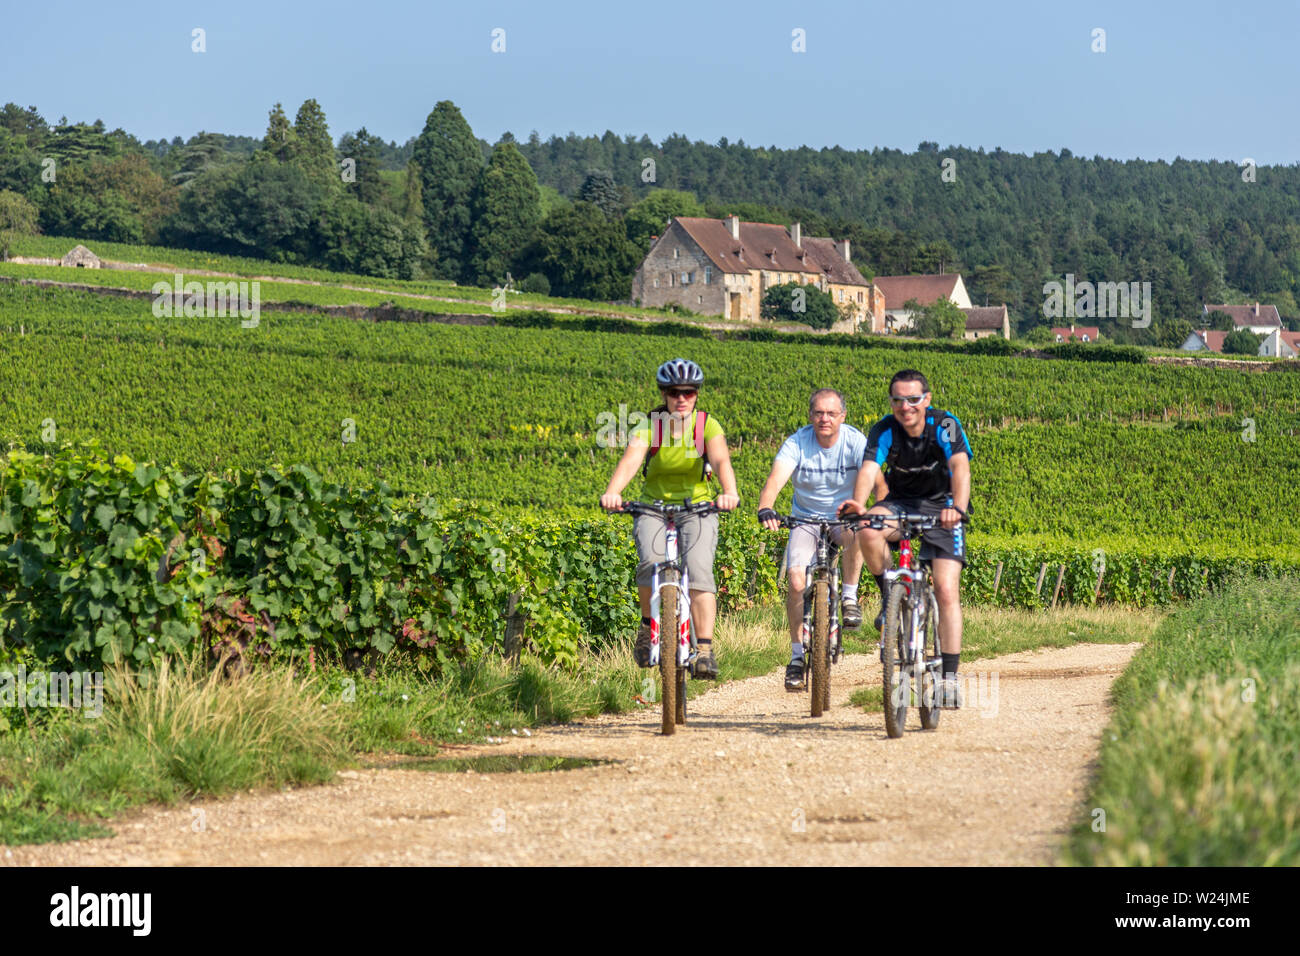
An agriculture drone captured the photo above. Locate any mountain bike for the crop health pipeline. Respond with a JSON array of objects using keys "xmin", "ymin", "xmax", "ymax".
[
  {"xmin": 616, "ymin": 500, "xmax": 720, "ymax": 736},
  {"xmin": 854, "ymin": 511, "xmax": 967, "ymax": 738},
  {"xmin": 775, "ymin": 515, "xmax": 857, "ymax": 718}
]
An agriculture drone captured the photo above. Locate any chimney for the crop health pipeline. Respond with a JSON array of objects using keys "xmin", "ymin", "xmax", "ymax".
[
  {"xmin": 838, "ymin": 239, "xmax": 851, "ymax": 262},
  {"xmin": 726, "ymin": 215, "xmax": 740, "ymax": 240},
  {"xmin": 791, "ymin": 222, "xmax": 802, "ymax": 248},
  {"xmin": 1255, "ymin": 302, "xmax": 1260, "ymax": 317}
]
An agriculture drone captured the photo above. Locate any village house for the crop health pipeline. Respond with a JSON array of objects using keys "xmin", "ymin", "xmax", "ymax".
[
  {"xmin": 871, "ymin": 273, "xmax": 971, "ymax": 332},
  {"xmin": 960, "ymin": 304, "xmax": 1010, "ymax": 340},
  {"xmin": 1202, "ymin": 302, "xmax": 1282, "ymax": 335},
  {"xmin": 1050, "ymin": 323, "xmax": 1100, "ymax": 343},
  {"xmin": 1183, "ymin": 327, "xmax": 1300, "ymax": 358},
  {"xmin": 632, "ymin": 216, "xmax": 880, "ymax": 331}
]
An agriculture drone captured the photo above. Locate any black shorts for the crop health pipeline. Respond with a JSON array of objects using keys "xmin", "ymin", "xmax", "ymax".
[{"xmin": 878, "ymin": 497, "xmax": 967, "ymax": 566}]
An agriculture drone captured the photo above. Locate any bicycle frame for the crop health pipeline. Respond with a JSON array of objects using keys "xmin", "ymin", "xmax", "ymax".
[
  {"xmin": 879, "ymin": 520, "xmax": 942, "ymax": 690},
  {"xmin": 799, "ymin": 522, "xmax": 844, "ymax": 668},
  {"xmin": 646, "ymin": 518, "xmax": 694, "ymax": 670}
]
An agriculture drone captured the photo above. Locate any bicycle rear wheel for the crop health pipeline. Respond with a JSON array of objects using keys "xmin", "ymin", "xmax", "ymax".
[
  {"xmin": 811, "ymin": 580, "xmax": 829, "ymax": 718},
  {"xmin": 918, "ymin": 589, "xmax": 941, "ymax": 730},
  {"xmin": 660, "ymin": 584, "xmax": 678, "ymax": 736},
  {"xmin": 881, "ymin": 583, "xmax": 908, "ymax": 738}
]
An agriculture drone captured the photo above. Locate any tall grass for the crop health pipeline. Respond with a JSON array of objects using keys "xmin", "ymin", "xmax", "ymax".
[
  {"xmin": 1066, "ymin": 575, "xmax": 1300, "ymax": 865},
  {"xmin": 0, "ymin": 653, "xmax": 347, "ymax": 845}
]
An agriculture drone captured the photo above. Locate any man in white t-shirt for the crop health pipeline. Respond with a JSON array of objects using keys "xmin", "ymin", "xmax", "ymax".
[{"xmin": 757, "ymin": 388, "xmax": 882, "ymax": 691}]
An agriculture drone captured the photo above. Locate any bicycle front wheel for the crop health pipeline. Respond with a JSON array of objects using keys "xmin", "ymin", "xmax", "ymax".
[
  {"xmin": 918, "ymin": 590, "xmax": 942, "ymax": 730},
  {"xmin": 811, "ymin": 580, "xmax": 830, "ymax": 718},
  {"xmin": 660, "ymin": 584, "xmax": 678, "ymax": 736},
  {"xmin": 881, "ymin": 583, "xmax": 908, "ymax": 738}
]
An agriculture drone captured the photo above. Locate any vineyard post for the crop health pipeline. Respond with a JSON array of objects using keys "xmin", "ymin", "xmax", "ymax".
[
  {"xmin": 1094, "ymin": 564, "xmax": 1105, "ymax": 602},
  {"xmin": 1167, "ymin": 567, "xmax": 1176, "ymax": 599},
  {"xmin": 992, "ymin": 560, "xmax": 1003, "ymax": 602},
  {"xmin": 503, "ymin": 592, "xmax": 525, "ymax": 663},
  {"xmin": 1051, "ymin": 564, "xmax": 1066, "ymax": 608},
  {"xmin": 746, "ymin": 541, "xmax": 766, "ymax": 601},
  {"xmin": 1034, "ymin": 562, "xmax": 1048, "ymax": 601}
]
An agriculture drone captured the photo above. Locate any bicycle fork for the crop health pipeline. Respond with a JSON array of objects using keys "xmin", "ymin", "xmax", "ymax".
[{"xmin": 647, "ymin": 524, "xmax": 693, "ymax": 668}]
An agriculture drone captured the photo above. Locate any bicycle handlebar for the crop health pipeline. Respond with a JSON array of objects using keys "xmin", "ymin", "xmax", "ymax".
[
  {"xmin": 848, "ymin": 511, "xmax": 970, "ymax": 533},
  {"xmin": 768, "ymin": 513, "xmax": 860, "ymax": 531},
  {"xmin": 612, "ymin": 500, "xmax": 722, "ymax": 518}
]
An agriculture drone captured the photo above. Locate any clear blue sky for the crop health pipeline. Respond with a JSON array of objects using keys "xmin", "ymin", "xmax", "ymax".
[{"xmin": 4, "ymin": 0, "xmax": 1297, "ymax": 164}]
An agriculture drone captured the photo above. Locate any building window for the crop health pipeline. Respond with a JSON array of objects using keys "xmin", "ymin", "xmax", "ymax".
[
  {"xmin": 839, "ymin": 289, "xmax": 845, "ymax": 302},
  {"xmin": 858, "ymin": 291, "xmax": 864, "ymax": 303},
  {"xmin": 704, "ymin": 266, "xmax": 712, "ymax": 284},
  {"xmin": 1055, "ymin": 334, "xmax": 1063, "ymax": 343},
  {"xmin": 673, "ymin": 248, "xmax": 679, "ymax": 259},
  {"xmin": 654, "ymin": 277, "xmax": 659, "ymax": 288},
  {"xmin": 1082, "ymin": 334, "xmax": 1091, "ymax": 342},
  {"xmin": 698, "ymin": 294, "xmax": 703, "ymax": 304},
  {"xmin": 682, "ymin": 272, "xmax": 691, "ymax": 285}
]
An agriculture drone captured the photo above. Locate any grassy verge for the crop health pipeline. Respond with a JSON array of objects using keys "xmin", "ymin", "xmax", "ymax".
[
  {"xmin": 848, "ymin": 603, "xmax": 1165, "ymax": 711},
  {"xmin": 0, "ymin": 604, "xmax": 785, "ymax": 846},
  {"xmin": 0, "ymin": 653, "xmax": 346, "ymax": 845},
  {"xmin": 1065, "ymin": 575, "xmax": 1300, "ymax": 865}
]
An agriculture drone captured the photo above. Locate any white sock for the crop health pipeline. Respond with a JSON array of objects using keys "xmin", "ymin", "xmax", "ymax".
[
  {"xmin": 791, "ymin": 641, "xmax": 804, "ymax": 660},
  {"xmin": 843, "ymin": 582, "xmax": 859, "ymax": 601}
]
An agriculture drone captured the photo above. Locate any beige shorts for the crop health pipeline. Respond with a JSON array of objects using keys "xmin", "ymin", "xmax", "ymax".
[
  {"xmin": 783, "ymin": 523, "xmax": 853, "ymax": 577},
  {"xmin": 633, "ymin": 511, "xmax": 719, "ymax": 592}
]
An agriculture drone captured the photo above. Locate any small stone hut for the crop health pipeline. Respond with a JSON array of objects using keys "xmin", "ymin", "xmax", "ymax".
[{"xmin": 61, "ymin": 245, "xmax": 101, "ymax": 268}]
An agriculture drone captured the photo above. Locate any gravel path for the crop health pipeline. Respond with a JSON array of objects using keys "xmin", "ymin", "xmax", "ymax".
[{"xmin": 4, "ymin": 642, "xmax": 1138, "ymax": 867}]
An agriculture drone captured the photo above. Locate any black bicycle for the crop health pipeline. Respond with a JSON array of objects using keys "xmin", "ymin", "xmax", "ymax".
[
  {"xmin": 853, "ymin": 511, "xmax": 967, "ymax": 738},
  {"xmin": 774, "ymin": 515, "xmax": 858, "ymax": 718}
]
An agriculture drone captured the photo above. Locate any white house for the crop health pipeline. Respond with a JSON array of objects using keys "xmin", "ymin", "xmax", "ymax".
[
  {"xmin": 1202, "ymin": 303, "xmax": 1283, "ymax": 335},
  {"xmin": 872, "ymin": 273, "xmax": 971, "ymax": 332}
]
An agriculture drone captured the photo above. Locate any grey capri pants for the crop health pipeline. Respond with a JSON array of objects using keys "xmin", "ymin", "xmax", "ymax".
[{"xmin": 632, "ymin": 511, "xmax": 720, "ymax": 593}]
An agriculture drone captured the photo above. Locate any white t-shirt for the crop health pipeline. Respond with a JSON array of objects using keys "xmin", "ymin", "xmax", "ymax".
[{"xmin": 774, "ymin": 424, "xmax": 867, "ymax": 518}]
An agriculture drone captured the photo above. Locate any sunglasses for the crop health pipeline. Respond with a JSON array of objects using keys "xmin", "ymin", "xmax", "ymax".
[
  {"xmin": 665, "ymin": 388, "xmax": 698, "ymax": 399},
  {"xmin": 889, "ymin": 393, "xmax": 926, "ymax": 407}
]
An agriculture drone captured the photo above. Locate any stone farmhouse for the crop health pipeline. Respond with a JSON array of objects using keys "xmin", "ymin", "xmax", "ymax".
[
  {"xmin": 632, "ymin": 216, "xmax": 882, "ymax": 331},
  {"xmin": 871, "ymin": 273, "xmax": 972, "ymax": 332},
  {"xmin": 961, "ymin": 305, "xmax": 1010, "ymax": 340}
]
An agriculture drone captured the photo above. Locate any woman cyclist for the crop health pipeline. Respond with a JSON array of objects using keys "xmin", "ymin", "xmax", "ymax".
[{"xmin": 599, "ymin": 359, "xmax": 740, "ymax": 678}]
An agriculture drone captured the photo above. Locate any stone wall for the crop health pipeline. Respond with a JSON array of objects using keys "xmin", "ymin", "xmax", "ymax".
[{"xmin": 632, "ymin": 223, "xmax": 729, "ymax": 317}]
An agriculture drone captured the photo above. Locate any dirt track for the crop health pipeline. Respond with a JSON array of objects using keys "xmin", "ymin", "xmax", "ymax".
[{"xmin": 5, "ymin": 642, "xmax": 1138, "ymax": 867}]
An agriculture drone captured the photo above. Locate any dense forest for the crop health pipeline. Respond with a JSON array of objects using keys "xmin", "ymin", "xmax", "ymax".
[{"xmin": 2, "ymin": 100, "xmax": 1299, "ymax": 343}]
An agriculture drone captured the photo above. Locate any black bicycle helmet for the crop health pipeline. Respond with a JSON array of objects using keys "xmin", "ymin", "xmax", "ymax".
[{"xmin": 656, "ymin": 358, "xmax": 704, "ymax": 389}]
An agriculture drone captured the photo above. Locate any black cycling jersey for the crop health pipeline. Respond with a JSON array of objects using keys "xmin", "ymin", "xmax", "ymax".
[{"xmin": 864, "ymin": 409, "xmax": 973, "ymax": 502}]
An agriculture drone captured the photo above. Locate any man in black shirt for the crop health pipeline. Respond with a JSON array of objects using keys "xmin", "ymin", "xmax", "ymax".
[{"xmin": 839, "ymin": 369, "xmax": 972, "ymax": 708}]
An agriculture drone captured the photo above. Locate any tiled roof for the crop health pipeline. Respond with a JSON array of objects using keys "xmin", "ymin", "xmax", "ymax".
[
  {"xmin": 874, "ymin": 274, "xmax": 961, "ymax": 309},
  {"xmin": 1051, "ymin": 326, "xmax": 1100, "ymax": 342},
  {"xmin": 1203, "ymin": 303, "xmax": 1283, "ymax": 328},
  {"xmin": 1184, "ymin": 330, "xmax": 1228, "ymax": 352},
  {"xmin": 673, "ymin": 217, "xmax": 820, "ymax": 276},
  {"xmin": 961, "ymin": 305, "xmax": 1007, "ymax": 330},
  {"xmin": 801, "ymin": 236, "xmax": 868, "ymax": 286}
]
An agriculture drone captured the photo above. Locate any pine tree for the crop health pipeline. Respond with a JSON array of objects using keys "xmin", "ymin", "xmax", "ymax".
[
  {"xmin": 292, "ymin": 99, "xmax": 336, "ymax": 187},
  {"xmin": 411, "ymin": 101, "xmax": 483, "ymax": 280},
  {"xmin": 466, "ymin": 142, "xmax": 542, "ymax": 286},
  {"xmin": 263, "ymin": 103, "xmax": 295, "ymax": 163},
  {"xmin": 402, "ymin": 160, "xmax": 425, "ymax": 224},
  {"xmin": 578, "ymin": 169, "xmax": 622, "ymax": 219}
]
